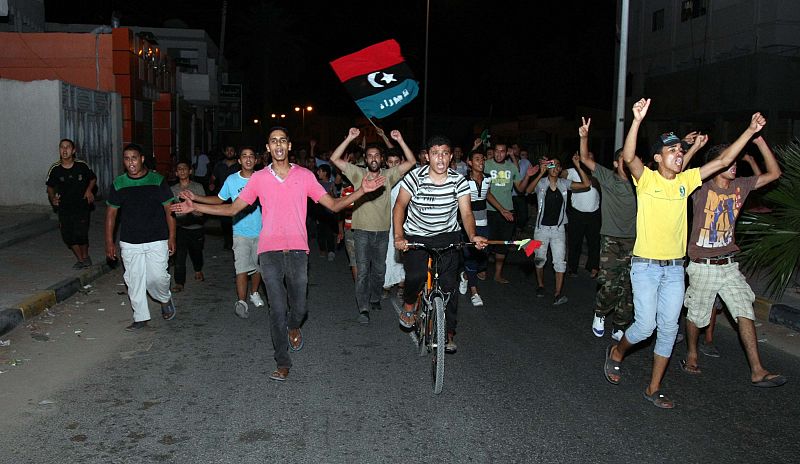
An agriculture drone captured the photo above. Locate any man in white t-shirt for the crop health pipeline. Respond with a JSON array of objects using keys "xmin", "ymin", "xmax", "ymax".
[{"xmin": 565, "ymin": 161, "xmax": 601, "ymax": 277}]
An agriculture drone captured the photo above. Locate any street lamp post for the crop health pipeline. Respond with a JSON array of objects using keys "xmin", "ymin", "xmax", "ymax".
[{"xmin": 294, "ymin": 105, "xmax": 313, "ymax": 136}]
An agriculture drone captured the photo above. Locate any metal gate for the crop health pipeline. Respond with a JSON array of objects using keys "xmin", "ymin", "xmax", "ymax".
[{"xmin": 60, "ymin": 83, "xmax": 114, "ymax": 199}]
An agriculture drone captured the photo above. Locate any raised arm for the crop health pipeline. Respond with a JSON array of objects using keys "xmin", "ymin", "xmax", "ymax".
[
  {"xmin": 525, "ymin": 158, "xmax": 548, "ymax": 194},
  {"xmin": 318, "ymin": 175, "xmax": 386, "ymax": 212},
  {"xmin": 741, "ymin": 153, "xmax": 762, "ymax": 177},
  {"xmin": 578, "ymin": 117, "xmax": 597, "ymax": 172},
  {"xmin": 680, "ymin": 131, "xmax": 709, "ymax": 171},
  {"xmin": 751, "ymin": 136, "xmax": 781, "ymax": 189},
  {"xmin": 376, "ymin": 128, "xmax": 394, "ymax": 149},
  {"xmin": 568, "ymin": 153, "xmax": 591, "ymax": 190},
  {"xmin": 622, "ymin": 98, "xmax": 649, "ymax": 180},
  {"xmin": 699, "ymin": 113, "xmax": 766, "ymax": 180},
  {"xmin": 390, "ymin": 130, "xmax": 417, "ymax": 174},
  {"xmin": 329, "ymin": 127, "xmax": 360, "ymax": 172}
]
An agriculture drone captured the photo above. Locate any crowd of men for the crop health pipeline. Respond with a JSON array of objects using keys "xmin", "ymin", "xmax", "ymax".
[{"xmin": 45, "ymin": 98, "xmax": 787, "ymax": 403}]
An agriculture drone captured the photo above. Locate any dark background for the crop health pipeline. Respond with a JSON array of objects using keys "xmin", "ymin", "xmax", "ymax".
[{"xmin": 44, "ymin": 0, "xmax": 616, "ymax": 123}]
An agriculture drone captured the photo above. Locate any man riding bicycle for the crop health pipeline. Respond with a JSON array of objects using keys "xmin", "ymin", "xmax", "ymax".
[{"xmin": 393, "ymin": 135, "xmax": 488, "ymax": 353}]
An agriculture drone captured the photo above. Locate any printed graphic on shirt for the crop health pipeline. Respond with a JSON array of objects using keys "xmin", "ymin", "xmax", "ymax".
[
  {"xmin": 695, "ymin": 186, "xmax": 745, "ymax": 249},
  {"xmin": 488, "ymin": 168, "xmax": 513, "ymax": 187}
]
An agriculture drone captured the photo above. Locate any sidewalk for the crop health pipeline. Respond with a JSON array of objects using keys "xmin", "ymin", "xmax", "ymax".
[{"xmin": 0, "ymin": 205, "xmax": 113, "ymax": 335}]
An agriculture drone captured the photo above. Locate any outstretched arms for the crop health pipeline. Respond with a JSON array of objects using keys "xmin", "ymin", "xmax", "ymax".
[{"xmin": 699, "ymin": 113, "xmax": 766, "ymax": 180}]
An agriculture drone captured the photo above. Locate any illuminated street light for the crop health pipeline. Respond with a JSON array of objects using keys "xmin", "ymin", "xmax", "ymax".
[{"xmin": 294, "ymin": 105, "xmax": 313, "ymax": 135}]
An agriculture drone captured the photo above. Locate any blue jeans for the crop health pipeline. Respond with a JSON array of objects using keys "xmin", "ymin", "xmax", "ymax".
[
  {"xmin": 353, "ymin": 229, "xmax": 389, "ymax": 312},
  {"xmin": 626, "ymin": 261, "xmax": 685, "ymax": 357},
  {"xmin": 463, "ymin": 225, "xmax": 489, "ymax": 288},
  {"xmin": 259, "ymin": 251, "xmax": 308, "ymax": 369}
]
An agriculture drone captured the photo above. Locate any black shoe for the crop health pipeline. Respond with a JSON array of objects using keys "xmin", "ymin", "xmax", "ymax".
[
  {"xmin": 125, "ymin": 320, "xmax": 149, "ymax": 332},
  {"xmin": 536, "ymin": 287, "xmax": 545, "ymax": 298},
  {"xmin": 357, "ymin": 311, "xmax": 370, "ymax": 324},
  {"xmin": 370, "ymin": 301, "xmax": 382, "ymax": 312}
]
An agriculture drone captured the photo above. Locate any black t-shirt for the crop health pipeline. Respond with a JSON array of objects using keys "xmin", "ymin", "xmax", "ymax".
[
  {"xmin": 45, "ymin": 160, "xmax": 96, "ymax": 212},
  {"xmin": 541, "ymin": 187, "xmax": 564, "ymax": 226},
  {"xmin": 107, "ymin": 170, "xmax": 173, "ymax": 244},
  {"xmin": 212, "ymin": 160, "xmax": 241, "ymax": 193}
]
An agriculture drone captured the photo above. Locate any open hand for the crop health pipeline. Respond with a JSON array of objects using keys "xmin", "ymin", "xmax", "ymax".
[
  {"xmin": 361, "ymin": 175, "xmax": 386, "ymax": 193},
  {"xmin": 179, "ymin": 189, "xmax": 196, "ymax": 201},
  {"xmin": 170, "ymin": 198, "xmax": 195, "ymax": 214}
]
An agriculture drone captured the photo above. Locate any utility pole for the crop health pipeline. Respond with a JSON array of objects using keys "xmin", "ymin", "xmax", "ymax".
[
  {"xmin": 421, "ymin": 0, "xmax": 430, "ymax": 148},
  {"xmin": 614, "ymin": 0, "xmax": 630, "ymax": 150}
]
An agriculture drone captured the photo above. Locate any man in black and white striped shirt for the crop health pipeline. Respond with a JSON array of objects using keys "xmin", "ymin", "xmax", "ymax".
[{"xmin": 393, "ymin": 135, "xmax": 488, "ymax": 353}]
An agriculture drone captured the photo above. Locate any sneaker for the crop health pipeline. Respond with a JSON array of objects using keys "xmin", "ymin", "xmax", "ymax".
[
  {"xmin": 72, "ymin": 261, "xmax": 84, "ymax": 270},
  {"xmin": 611, "ymin": 329, "xmax": 624, "ymax": 342},
  {"xmin": 234, "ymin": 300, "xmax": 249, "ymax": 319},
  {"xmin": 396, "ymin": 287, "xmax": 404, "ymax": 299},
  {"xmin": 592, "ymin": 313, "xmax": 606, "ymax": 337},
  {"xmin": 125, "ymin": 320, "xmax": 148, "ymax": 332},
  {"xmin": 83, "ymin": 256, "xmax": 93, "ymax": 267},
  {"xmin": 459, "ymin": 272, "xmax": 468, "ymax": 295},
  {"xmin": 536, "ymin": 287, "xmax": 545, "ymax": 298},
  {"xmin": 327, "ymin": 251, "xmax": 336, "ymax": 261},
  {"xmin": 553, "ymin": 294, "xmax": 568, "ymax": 306},
  {"xmin": 249, "ymin": 292, "xmax": 265, "ymax": 307},
  {"xmin": 470, "ymin": 293, "xmax": 484, "ymax": 307},
  {"xmin": 357, "ymin": 311, "xmax": 370, "ymax": 324},
  {"xmin": 699, "ymin": 342, "xmax": 721, "ymax": 358}
]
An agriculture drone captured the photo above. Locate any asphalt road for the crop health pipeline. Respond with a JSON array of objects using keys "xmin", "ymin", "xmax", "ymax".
[{"xmin": 1, "ymin": 235, "xmax": 798, "ymax": 463}]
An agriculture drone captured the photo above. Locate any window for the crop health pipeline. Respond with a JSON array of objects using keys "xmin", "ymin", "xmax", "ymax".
[
  {"xmin": 681, "ymin": 0, "xmax": 707, "ymax": 22},
  {"xmin": 652, "ymin": 9, "xmax": 664, "ymax": 31}
]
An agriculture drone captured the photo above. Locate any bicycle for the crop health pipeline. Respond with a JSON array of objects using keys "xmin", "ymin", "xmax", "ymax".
[{"xmin": 405, "ymin": 241, "xmax": 474, "ymax": 394}]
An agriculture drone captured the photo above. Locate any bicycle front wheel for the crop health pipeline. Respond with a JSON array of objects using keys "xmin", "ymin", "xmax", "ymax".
[{"xmin": 431, "ymin": 295, "xmax": 446, "ymax": 394}]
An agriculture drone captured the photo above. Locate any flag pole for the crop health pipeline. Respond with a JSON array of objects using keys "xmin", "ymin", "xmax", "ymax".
[{"xmin": 421, "ymin": 0, "xmax": 430, "ymax": 148}]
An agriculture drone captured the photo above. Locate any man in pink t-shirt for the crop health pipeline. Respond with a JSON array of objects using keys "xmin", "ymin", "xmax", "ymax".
[{"xmin": 172, "ymin": 127, "xmax": 384, "ymax": 381}]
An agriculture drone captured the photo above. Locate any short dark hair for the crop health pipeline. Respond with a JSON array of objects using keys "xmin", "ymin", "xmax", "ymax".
[
  {"xmin": 703, "ymin": 143, "xmax": 729, "ymax": 164},
  {"xmin": 268, "ymin": 126, "xmax": 290, "ymax": 140},
  {"xmin": 468, "ymin": 149, "xmax": 485, "ymax": 160},
  {"xmin": 239, "ymin": 146, "xmax": 257, "ymax": 155},
  {"xmin": 385, "ymin": 148, "xmax": 402, "ymax": 160},
  {"xmin": 317, "ymin": 163, "xmax": 332, "ymax": 177},
  {"xmin": 426, "ymin": 135, "xmax": 452, "ymax": 151},
  {"xmin": 59, "ymin": 138, "xmax": 75, "ymax": 149},
  {"xmin": 123, "ymin": 143, "xmax": 144, "ymax": 155},
  {"xmin": 365, "ymin": 143, "xmax": 383, "ymax": 156}
]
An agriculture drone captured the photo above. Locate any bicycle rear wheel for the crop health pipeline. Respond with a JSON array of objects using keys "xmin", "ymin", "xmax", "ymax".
[{"xmin": 431, "ymin": 295, "xmax": 446, "ymax": 394}]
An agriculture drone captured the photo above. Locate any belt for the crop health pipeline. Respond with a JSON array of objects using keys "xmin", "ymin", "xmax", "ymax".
[
  {"xmin": 631, "ymin": 257, "xmax": 685, "ymax": 266},
  {"xmin": 692, "ymin": 256, "xmax": 735, "ymax": 265}
]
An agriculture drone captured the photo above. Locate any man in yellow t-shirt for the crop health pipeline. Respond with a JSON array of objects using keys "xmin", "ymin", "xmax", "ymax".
[{"xmin": 603, "ymin": 98, "xmax": 767, "ymax": 409}]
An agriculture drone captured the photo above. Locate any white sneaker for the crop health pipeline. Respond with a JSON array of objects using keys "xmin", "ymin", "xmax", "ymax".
[
  {"xmin": 592, "ymin": 313, "xmax": 605, "ymax": 337},
  {"xmin": 611, "ymin": 329, "xmax": 624, "ymax": 342},
  {"xmin": 459, "ymin": 272, "xmax": 468, "ymax": 295},
  {"xmin": 249, "ymin": 292, "xmax": 265, "ymax": 307},
  {"xmin": 470, "ymin": 293, "xmax": 484, "ymax": 306},
  {"xmin": 234, "ymin": 300, "xmax": 249, "ymax": 319}
]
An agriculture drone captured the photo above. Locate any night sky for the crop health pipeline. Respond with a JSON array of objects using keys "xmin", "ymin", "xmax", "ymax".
[{"xmin": 44, "ymin": 0, "xmax": 616, "ymax": 123}]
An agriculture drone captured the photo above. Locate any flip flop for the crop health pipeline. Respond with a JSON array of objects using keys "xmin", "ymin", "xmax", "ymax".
[
  {"xmin": 643, "ymin": 390, "xmax": 675, "ymax": 409},
  {"xmin": 604, "ymin": 345, "xmax": 621, "ymax": 385},
  {"xmin": 398, "ymin": 310, "xmax": 416, "ymax": 329},
  {"xmin": 679, "ymin": 359, "xmax": 702, "ymax": 375},
  {"xmin": 751, "ymin": 373, "xmax": 787, "ymax": 388}
]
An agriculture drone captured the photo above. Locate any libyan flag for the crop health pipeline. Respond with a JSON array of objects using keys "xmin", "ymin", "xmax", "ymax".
[{"xmin": 330, "ymin": 39, "xmax": 419, "ymax": 119}]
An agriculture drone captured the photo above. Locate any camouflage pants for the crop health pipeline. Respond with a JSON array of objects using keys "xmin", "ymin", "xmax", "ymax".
[{"xmin": 595, "ymin": 235, "xmax": 635, "ymax": 330}]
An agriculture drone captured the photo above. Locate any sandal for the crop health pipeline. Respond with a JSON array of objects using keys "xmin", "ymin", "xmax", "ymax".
[
  {"xmin": 171, "ymin": 284, "xmax": 183, "ymax": 293},
  {"xmin": 288, "ymin": 328, "xmax": 303, "ymax": 352},
  {"xmin": 399, "ymin": 310, "xmax": 416, "ymax": 329},
  {"xmin": 643, "ymin": 389, "xmax": 675, "ymax": 409},
  {"xmin": 476, "ymin": 271, "xmax": 487, "ymax": 281},
  {"xmin": 161, "ymin": 300, "xmax": 176, "ymax": 321},
  {"xmin": 194, "ymin": 272, "xmax": 205, "ymax": 281},
  {"xmin": 604, "ymin": 345, "xmax": 621, "ymax": 385},
  {"xmin": 679, "ymin": 359, "xmax": 702, "ymax": 375},
  {"xmin": 269, "ymin": 367, "xmax": 289, "ymax": 381}
]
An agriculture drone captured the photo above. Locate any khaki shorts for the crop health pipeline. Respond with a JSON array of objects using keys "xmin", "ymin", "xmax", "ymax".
[
  {"xmin": 684, "ymin": 261, "xmax": 755, "ymax": 328},
  {"xmin": 344, "ymin": 228, "xmax": 356, "ymax": 266},
  {"xmin": 233, "ymin": 235, "xmax": 259, "ymax": 275}
]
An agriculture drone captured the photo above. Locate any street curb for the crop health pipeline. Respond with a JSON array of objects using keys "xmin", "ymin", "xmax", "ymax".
[
  {"xmin": 0, "ymin": 262, "xmax": 114, "ymax": 337},
  {"xmin": 754, "ymin": 296, "xmax": 800, "ymax": 333}
]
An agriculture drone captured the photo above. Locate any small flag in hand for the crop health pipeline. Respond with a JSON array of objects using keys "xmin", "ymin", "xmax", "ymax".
[
  {"xmin": 516, "ymin": 239, "xmax": 542, "ymax": 257},
  {"xmin": 330, "ymin": 39, "xmax": 419, "ymax": 119}
]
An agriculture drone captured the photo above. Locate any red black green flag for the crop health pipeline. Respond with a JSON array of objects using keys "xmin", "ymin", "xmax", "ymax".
[{"xmin": 330, "ymin": 39, "xmax": 419, "ymax": 119}]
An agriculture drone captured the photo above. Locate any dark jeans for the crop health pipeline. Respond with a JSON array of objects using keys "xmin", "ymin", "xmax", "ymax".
[
  {"xmin": 220, "ymin": 216, "xmax": 233, "ymax": 249},
  {"xmin": 512, "ymin": 195, "xmax": 529, "ymax": 231},
  {"xmin": 173, "ymin": 227, "xmax": 204, "ymax": 285},
  {"xmin": 463, "ymin": 225, "xmax": 489, "ymax": 289},
  {"xmin": 316, "ymin": 213, "xmax": 338, "ymax": 253},
  {"xmin": 567, "ymin": 208, "xmax": 601, "ymax": 273},
  {"xmin": 403, "ymin": 231, "xmax": 461, "ymax": 333},
  {"xmin": 259, "ymin": 250, "xmax": 309, "ymax": 369},
  {"xmin": 353, "ymin": 229, "xmax": 389, "ymax": 312}
]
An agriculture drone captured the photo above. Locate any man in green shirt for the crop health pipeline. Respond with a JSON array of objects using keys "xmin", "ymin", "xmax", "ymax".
[{"xmin": 484, "ymin": 142, "xmax": 536, "ymax": 283}]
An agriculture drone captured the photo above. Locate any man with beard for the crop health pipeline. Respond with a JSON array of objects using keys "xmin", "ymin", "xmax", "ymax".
[
  {"xmin": 330, "ymin": 127, "xmax": 416, "ymax": 324},
  {"xmin": 172, "ymin": 127, "xmax": 385, "ymax": 381},
  {"xmin": 209, "ymin": 145, "xmax": 240, "ymax": 249}
]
